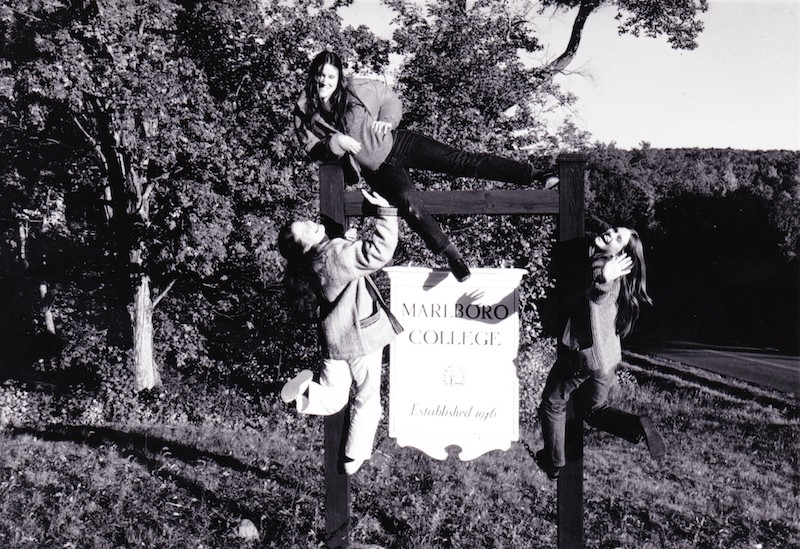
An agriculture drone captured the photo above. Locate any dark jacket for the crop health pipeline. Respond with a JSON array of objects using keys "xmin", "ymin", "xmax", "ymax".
[{"xmin": 293, "ymin": 78, "xmax": 403, "ymax": 185}]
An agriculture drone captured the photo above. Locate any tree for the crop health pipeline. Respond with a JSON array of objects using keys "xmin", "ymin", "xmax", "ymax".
[
  {"xmin": 381, "ymin": 0, "xmax": 574, "ymax": 404},
  {"xmin": 584, "ymin": 145, "xmax": 800, "ymax": 352},
  {"xmin": 166, "ymin": 0, "xmax": 395, "ymax": 383},
  {"xmin": 1, "ymin": 0, "xmax": 236, "ymax": 391},
  {"xmin": 1, "ymin": 0, "xmax": 393, "ymax": 391},
  {"xmin": 385, "ymin": 0, "xmax": 707, "ymax": 143},
  {"xmin": 542, "ymin": 0, "xmax": 707, "ymax": 73}
]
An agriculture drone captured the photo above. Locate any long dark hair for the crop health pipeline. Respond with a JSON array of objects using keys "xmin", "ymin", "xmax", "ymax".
[
  {"xmin": 615, "ymin": 229, "xmax": 653, "ymax": 338},
  {"xmin": 277, "ymin": 223, "xmax": 320, "ymax": 322},
  {"xmin": 304, "ymin": 50, "xmax": 348, "ymax": 131}
]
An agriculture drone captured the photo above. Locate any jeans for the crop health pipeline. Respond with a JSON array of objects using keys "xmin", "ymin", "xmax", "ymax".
[
  {"xmin": 298, "ymin": 347, "xmax": 384, "ymax": 461},
  {"xmin": 538, "ymin": 350, "xmax": 643, "ymax": 468},
  {"xmin": 363, "ymin": 130, "xmax": 539, "ymax": 253}
]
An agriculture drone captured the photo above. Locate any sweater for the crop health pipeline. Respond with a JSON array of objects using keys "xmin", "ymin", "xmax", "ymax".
[
  {"xmin": 561, "ymin": 254, "xmax": 622, "ymax": 374},
  {"xmin": 344, "ymin": 96, "xmax": 394, "ymax": 171},
  {"xmin": 312, "ymin": 207, "xmax": 400, "ymax": 360},
  {"xmin": 293, "ymin": 78, "xmax": 403, "ymax": 184}
]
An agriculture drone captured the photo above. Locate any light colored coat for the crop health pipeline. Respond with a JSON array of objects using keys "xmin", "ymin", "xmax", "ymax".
[{"xmin": 312, "ymin": 207, "xmax": 400, "ymax": 360}]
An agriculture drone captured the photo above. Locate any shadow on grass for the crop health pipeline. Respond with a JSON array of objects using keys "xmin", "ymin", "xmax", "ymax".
[{"xmin": 9, "ymin": 423, "xmax": 296, "ymax": 540}]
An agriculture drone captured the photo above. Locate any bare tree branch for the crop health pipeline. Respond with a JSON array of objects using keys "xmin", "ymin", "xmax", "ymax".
[
  {"xmin": 152, "ymin": 278, "xmax": 177, "ymax": 309},
  {"xmin": 544, "ymin": 0, "xmax": 600, "ymax": 74}
]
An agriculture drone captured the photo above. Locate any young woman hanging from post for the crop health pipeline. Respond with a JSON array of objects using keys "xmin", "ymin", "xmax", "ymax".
[
  {"xmin": 535, "ymin": 227, "xmax": 665, "ymax": 480},
  {"xmin": 278, "ymin": 189, "xmax": 402, "ymax": 475},
  {"xmin": 293, "ymin": 50, "xmax": 558, "ymax": 283}
]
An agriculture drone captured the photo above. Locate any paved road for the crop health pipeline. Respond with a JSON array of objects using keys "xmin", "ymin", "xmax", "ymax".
[{"xmin": 628, "ymin": 339, "xmax": 800, "ymax": 396}]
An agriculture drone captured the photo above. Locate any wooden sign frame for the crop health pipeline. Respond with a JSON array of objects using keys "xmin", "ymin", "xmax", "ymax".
[{"xmin": 318, "ymin": 153, "xmax": 587, "ymax": 549}]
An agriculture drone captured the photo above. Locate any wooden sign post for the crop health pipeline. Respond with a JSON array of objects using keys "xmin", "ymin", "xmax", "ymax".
[
  {"xmin": 318, "ymin": 153, "xmax": 587, "ymax": 548},
  {"xmin": 556, "ymin": 156, "xmax": 586, "ymax": 549}
]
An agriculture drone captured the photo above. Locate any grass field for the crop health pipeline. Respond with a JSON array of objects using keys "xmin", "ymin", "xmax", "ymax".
[{"xmin": 0, "ymin": 357, "xmax": 797, "ymax": 548}]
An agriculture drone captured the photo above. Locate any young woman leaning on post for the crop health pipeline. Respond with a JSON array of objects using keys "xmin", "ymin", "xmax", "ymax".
[
  {"xmin": 293, "ymin": 50, "xmax": 559, "ymax": 283},
  {"xmin": 535, "ymin": 227, "xmax": 666, "ymax": 480}
]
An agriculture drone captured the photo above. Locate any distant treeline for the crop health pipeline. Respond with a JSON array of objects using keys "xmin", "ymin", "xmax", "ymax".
[{"xmin": 584, "ymin": 145, "xmax": 799, "ymax": 352}]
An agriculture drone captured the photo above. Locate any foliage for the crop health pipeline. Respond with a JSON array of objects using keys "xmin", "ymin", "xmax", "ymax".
[
  {"xmin": 0, "ymin": 0, "xmax": 247, "ymax": 389},
  {"xmin": 388, "ymin": 0, "xmax": 571, "ymax": 157},
  {"xmin": 4, "ymin": 0, "xmax": 569, "ymax": 386},
  {"xmin": 1, "ymin": 0, "xmax": 796, "ymax": 394},
  {"xmin": 541, "ymin": 0, "xmax": 708, "ymax": 50}
]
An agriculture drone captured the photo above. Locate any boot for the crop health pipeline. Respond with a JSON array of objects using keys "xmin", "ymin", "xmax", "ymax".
[
  {"xmin": 281, "ymin": 369, "xmax": 313, "ymax": 403},
  {"xmin": 442, "ymin": 243, "xmax": 471, "ymax": 282},
  {"xmin": 541, "ymin": 172, "xmax": 560, "ymax": 189},
  {"xmin": 529, "ymin": 164, "xmax": 560, "ymax": 188},
  {"xmin": 534, "ymin": 449, "xmax": 561, "ymax": 481},
  {"xmin": 639, "ymin": 415, "xmax": 666, "ymax": 460}
]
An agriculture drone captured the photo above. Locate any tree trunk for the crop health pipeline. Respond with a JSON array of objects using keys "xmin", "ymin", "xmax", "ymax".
[
  {"xmin": 87, "ymin": 99, "xmax": 161, "ymax": 392},
  {"xmin": 17, "ymin": 220, "xmax": 29, "ymax": 271},
  {"xmin": 131, "ymin": 274, "xmax": 160, "ymax": 391},
  {"xmin": 39, "ymin": 283, "xmax": 56, "ymax": 335},
  {"xmin": 545, "ymin": 0, "xmax": 600, "ymax": 74},
  {"xmin": 126, "ymin": 166, "xmax": 160, "ymax": 392}
]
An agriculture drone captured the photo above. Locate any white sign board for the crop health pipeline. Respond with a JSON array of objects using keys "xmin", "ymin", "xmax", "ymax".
[{"xmin": 384, "ymin": 267, "xmax": 526, "ymax": 460}]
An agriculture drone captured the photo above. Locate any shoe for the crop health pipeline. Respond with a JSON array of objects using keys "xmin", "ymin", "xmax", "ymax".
[
  {"xmin": 447, "ymin": 255, "xmax": 471, "ymax": 282},
  {"xmin": 343, "ymin": 457, "xmax": 365, "ymax": 475},
  {"xmin": 639, "ymin": 415, "xmax": 666, "ymax": 460},
  {"xmin": 534, "ymin": 449, "xmax": 561, "ymax": 481},
  {"xmin": 442, "ymin": 243, "xmax": 471, "ymax": 282},
  {"xmin": 280, "ymin": 369, "xmax": 313, "ymax": 403},
  {"xmin": 538, "ymin": 171, "xmax": 560, "ymax": 189}
]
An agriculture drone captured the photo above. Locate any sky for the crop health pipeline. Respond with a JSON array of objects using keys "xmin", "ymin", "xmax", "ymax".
[{"xmin": 339, "ymin": 0, "xmax": 800, "ymax": 151}]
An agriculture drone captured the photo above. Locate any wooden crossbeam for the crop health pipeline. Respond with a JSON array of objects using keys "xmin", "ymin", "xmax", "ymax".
[{"xmin": 342, "ymin": 189, "xmax": 560, "ymax": 216}]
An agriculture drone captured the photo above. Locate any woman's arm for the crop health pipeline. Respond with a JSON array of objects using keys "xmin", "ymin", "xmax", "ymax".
[
  {"xmin": 588, "ymin": 254, "xmax": 632, "ymax": 300},
  {"xmin": 349, "ymin": 79, "xmax": 403, "ymax": 134},
  {"xmin": 352, "ymin": 190, "xmax": 398, "ymax": 273},
  {"xmin": 370, "ymin": 84, "xmax": 402, "ymax": 136},
  {"xmin": 596, "ymin": 254, "xmax": 632, "ymax": 286},
  {"xmin": 293, "ymin": 105, "xmax": 332, "ymax": 160},
  {"xmin": 375, "ymin": 84, "xmax": 402, "ymax": 128},
  {"xmin": 293, "ymin": 97, "xmax": 360, "ymax": 159},
  {"xmin": 315, "ymin": 191, "xmax": 398, "ymax": 299}
]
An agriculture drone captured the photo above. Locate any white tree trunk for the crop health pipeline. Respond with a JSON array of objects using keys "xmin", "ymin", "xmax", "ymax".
[
  {"xmin": 132, "ymin": 274, "xmax": 160, "ymax": 392},
  {"xmin": 17, "ymin": 220, "xmax": 29, "ymax": 270},
  {"xmin": 39, "ymin": 283, "xmax": 56, "ymax": 335}
]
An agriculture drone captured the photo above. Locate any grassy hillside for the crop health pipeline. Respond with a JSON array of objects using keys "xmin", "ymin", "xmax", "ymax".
[{"xmin": 0, "ymin": 359, "xmax": 796, "ymax": 548}]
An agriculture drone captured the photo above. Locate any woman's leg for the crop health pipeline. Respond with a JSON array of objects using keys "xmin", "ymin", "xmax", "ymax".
[
  {"xmin": 576, "ymin": 371, "xmax": 666, "ymax": 457},
  {"xmin": 364, "ymin": 164, "xmax": 449, "ymax": 253},
  {"xmin": 571, "ymin": 370, "xmax": 642, "ymax": 442},
  {"xmin": 343, "ymin": 347, "xmax": 385, "ymax": 462},
  {"xmin": 297, "ymin": 358, "xmax": 352, "ymax": 416},
  {"xmin": 364, "ymin": 164, "xmax": 471, "ymax": 281},
  {"xmin": 388, "ymin": 130, "xmax": 549, "ymax": 186},
  {"xmin": 538, "ymin": 355, "xmax": 589, "ymax": 469}
]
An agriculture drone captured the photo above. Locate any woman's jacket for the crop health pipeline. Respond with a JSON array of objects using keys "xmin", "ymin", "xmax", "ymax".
[
  {"xmin": 311, "ymin": 206, "xmax": 401, "ymax": 360},
  {"xmin": 561, "ymin": 254, "xmax": 622, "ymax": 375},
  {"xmin": 293, "ymin": 78, "xmax": 403, "ymax": 185}
]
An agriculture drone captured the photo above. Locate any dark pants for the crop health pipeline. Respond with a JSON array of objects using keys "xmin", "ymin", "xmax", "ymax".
[
  {"xmin": 538, "ymin": 350, "xmax": 643, "ymax": 468},
  {"xmin": 363, "ymin": 130, "xmax": 538, "ymax": 253}
]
